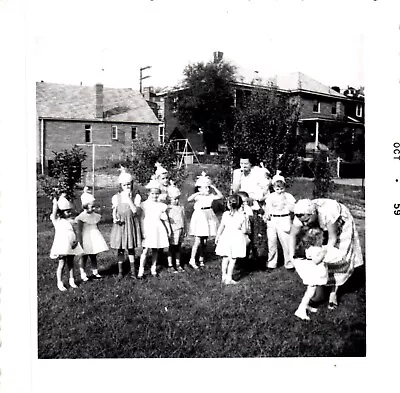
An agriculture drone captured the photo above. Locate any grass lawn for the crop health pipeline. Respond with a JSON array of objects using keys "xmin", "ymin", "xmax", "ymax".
[{"xmin": 37, "ymin": 174, "xmax": 365, "ymax": 358}]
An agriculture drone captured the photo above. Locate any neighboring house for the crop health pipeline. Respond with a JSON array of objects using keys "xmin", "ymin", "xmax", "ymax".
[
  {"xmin": 152, "ymin": 58, "xmax": 364, "ymax": 163},
  {"xmin": 36, "ymin": 82, "xmax": 162, "ymax": 174}
]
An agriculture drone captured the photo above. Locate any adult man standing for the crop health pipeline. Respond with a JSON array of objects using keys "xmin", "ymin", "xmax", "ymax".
[{"xmin": 231, "ymin": 152, "xmax": 271, "ymax": 268}]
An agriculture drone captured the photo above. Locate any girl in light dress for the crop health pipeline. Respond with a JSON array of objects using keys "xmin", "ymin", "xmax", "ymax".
[
  {"xmin": 49, "ymin": 194, "xmax": 84, "ymax": 291},
  {"xmin": 138, "ymin": 176, "xmax": 172, "ymax": 278},
  {"xmin": 215, "ymin": 194, "xmax": 249, "ymax": 285},
  {"xmin": 292, "ymin": 227, "xmax": 342, "ymax": 321},
  {"xmin": 187, "ymin": 172, "xmax": 223, "ymax": 269},
  {"xmin": 154, "ymin": 162, "xmax": 170, "ymax": 203},
  {"xmin": 109, "ymin": 167, "xmax": 142, "ymax": 279},
  {"xmin": 75, "ymin": 187, "xmax": 108, "ymax": 281},
  {"xmin": 166, "ymin": 182, "xmax": 186, "ymax": 273}
]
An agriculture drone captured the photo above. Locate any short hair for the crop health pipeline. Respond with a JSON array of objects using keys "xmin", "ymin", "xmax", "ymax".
[
  {"xmin": 236, "ymin": 191, "xmax": 249, "ymax": 202},
  {"xmin": 227, "ymin": 194, "xmax": 243, "ymax": 210},
  {"xmin": 239, "ymin": 151, "xmax": 255, "ymax": 165}
]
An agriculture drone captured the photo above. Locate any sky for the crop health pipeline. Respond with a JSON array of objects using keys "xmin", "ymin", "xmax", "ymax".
[{"xmin": 30, "ymin": 0, "xmax": 366, "ymax": 91}]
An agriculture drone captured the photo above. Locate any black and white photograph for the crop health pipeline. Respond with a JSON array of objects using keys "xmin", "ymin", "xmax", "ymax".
[{"xmin": 1, "ymin": 0, "xmax": 399, "ymax": 391}]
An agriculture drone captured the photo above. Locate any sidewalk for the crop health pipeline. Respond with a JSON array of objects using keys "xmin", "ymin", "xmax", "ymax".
[
  {"xmin": 333, "ymin": 178, "xmax": 364, "ymax": 186},
  {"xmin": 298, "ymin": 177, "xmax": 364, "ymax": 187}
]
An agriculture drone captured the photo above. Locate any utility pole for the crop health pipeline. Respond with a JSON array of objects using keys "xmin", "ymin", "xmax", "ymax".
[
  {"xmin": 139, "ymin": 65, "xmax": 152, "ymax": 95},
  {"xmin": 76, "ymin": 143, "xmax": 111, "ymax": 196}
]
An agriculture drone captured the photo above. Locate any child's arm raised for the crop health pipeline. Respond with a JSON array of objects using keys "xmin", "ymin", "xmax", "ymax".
[
  {"xmin": 187, "ymin": 192, "xmax": 199, "ymax": 202},
  {"xmin": 210, "ymin": 184, "xmax": 223, "ymax": 200}
]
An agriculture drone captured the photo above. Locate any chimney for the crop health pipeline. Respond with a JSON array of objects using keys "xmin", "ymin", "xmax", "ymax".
[
  {"xmin": 95, "ymin": 83, "xmax": 104, "ymax": 118},
  {"xmin": 213, "ymin": 51, "xmax": 223, "ymax": 63}
]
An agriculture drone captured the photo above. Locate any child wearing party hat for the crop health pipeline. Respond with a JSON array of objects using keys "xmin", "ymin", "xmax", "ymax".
[
  {"xmin": 75, "ymin": 187, "xmax": 108, "ymax": 281},
  {"xmin": 187, "ymin": 171, "xmax": 223, "ymax": 269},
  {"xmin": 50, "ymin": 194, "xmax": 84, "ymax": 291},
  {"xmin": 264, "ymin": 170, "xmax": 296, "ymax": 270},
  {"xmin": 109, "ymin": 166, "xmax": 142, "ymax": 279},
  {"xmin": 154, "ymin": 162, "xmax": 170, "ymax": 203},
  {"xmin": 138, "ymin": 175, "xmax": 171, "ymax": 278},
  {"xmin": 137, "ymin": 175, "xmax": 172, "ymax": 278},
  {"xmin": 166, "ymin": 181, "xmax": 186, "ymax": 273}
]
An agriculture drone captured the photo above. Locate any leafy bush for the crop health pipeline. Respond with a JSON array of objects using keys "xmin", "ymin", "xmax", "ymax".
[
  {"xmin": 118, "ymin": 133, "xmax": 187, "ymax": 187},
  {"xmin": 38, "ymin": 146, "xmax": 87, "ymax": 201},
  {"xmin": 224, "ymin": 86, "xmax": 301, "ymax": 181},
  {"xmin": 312, "ymin": 152, "xmax": 335, "ymax": 198}
]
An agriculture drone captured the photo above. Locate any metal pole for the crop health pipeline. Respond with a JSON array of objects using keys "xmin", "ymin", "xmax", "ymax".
[
  {"xmin": 315, "ymin": 121, "xmax": 319, "ymax": 149},
  {"xmin": 92, "ymin": 144, "xmax": 95, "ymax": 196}
]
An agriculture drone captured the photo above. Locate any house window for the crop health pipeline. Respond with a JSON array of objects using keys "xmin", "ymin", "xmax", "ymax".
[
  {"xmin": 111, "ymin": 125, "xmax": 118, "ymax": 140},
  {"xmin": 331, "ymin": 103, "xmax": 337, "ymax": 115},
  {"xmin": 85, "ymin": 125, "xmax": 92, "ymax": 143},
  {"xmin": 131, "ymin": 126, "xmax": 137, "ymax": 140},
  {"xmin": 157, "ymin": 113, "xmax": 163, "ymax": 121},
  {"xmin": 159, "ymin": 126, "xmax": 165, "ymax": 144},
  {"xmin": 172, "ymin": 96, "xmax": 178, "ymax": 113},
  {"xmin": 313, "ymin": 101, "xmax": 320, "ymax": 113},
  {"xmin": 356, "ymin": 104, "xmax": 363, "ymax": 117}
]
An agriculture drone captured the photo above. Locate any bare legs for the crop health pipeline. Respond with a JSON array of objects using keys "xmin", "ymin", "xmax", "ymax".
[
  {"xmin": 295, "ymin": 285, "xmax": 317, "ymax": 320},
  {"xmin": 221, "ymin": 257, "xmax": 238, "ymax": 285},
  {"xmin": 190, "ymin": 236, "xmax": 206, "ymax": 269},
  {"xmin": 57, "ymin": 255, "xmax": 76, "ymax": 291},
  {"xmin": 138, "ymin": 248, "xmax": 160, "ymax": 277}
]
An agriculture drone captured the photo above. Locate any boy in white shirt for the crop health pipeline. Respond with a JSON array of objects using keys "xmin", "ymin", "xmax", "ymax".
[{"xmin": 264, "ymin": 171, "xmax": 296, "ymax": 270}]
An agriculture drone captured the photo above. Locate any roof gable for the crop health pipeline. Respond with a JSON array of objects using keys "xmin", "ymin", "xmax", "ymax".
[{"xmin": 36, "ymin": 82, "xmax": 160, "ymax": 123}]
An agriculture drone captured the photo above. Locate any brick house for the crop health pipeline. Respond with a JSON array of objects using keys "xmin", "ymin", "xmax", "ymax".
[
  {"xmin": 153, "ymin": 66, "xmax": 364, "ymax": 163},
  {"xmin": 36, "ymin": 82, "xmax": 162, "ymax": 174},
  {"xmin": 269, "ymin": 72, "xmax": 365, "ymax": 162}
]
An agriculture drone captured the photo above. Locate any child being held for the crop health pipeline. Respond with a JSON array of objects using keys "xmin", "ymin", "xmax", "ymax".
[{"xmin": 292, "ymin": 227, "xmax": 342, "ymax": 320}]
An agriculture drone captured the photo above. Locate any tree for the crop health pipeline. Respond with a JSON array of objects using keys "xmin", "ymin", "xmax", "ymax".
[
  {"xmin": 312, "ymin": 151, "xmax": 335, "ymax": 198},
  {"xmin": 225, "ymin": 86, "xmax": 301, "ymax": 179},
  {"xmin": 174, "ymin": 58, "xmax": 237, "ymax": 152},
  {"xmin": 119, "ymin": 133, "xmax": 186, "ymax": 187},
  {"xmin": 38, "ymin": 146, "xmax": 87, "ymax": 201}
]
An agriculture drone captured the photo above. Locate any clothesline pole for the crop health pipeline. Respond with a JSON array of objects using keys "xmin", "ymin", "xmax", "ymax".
[{"xmin": 76, "ymin": 143, "xmax": 111, "ymax": 197}]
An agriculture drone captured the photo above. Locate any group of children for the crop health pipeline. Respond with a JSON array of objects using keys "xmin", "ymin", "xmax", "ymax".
[{"xmin": 49, "ymin": 164, "xmax": 333, "ymax": 320}]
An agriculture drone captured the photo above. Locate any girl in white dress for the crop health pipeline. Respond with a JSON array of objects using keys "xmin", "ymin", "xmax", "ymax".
[
  {"xmin": 75, "ymin": 187, "xmax": 109, "ymax": 281},
  {"xmin": 50, "ymin": 194, "xmax": 84, "ymax": 291},
  {"xmin": 187, "ymin": 172, "xmax": 223, "ymax": 269},
  {"xmin": 292, "ymin": 227, "xmax": 342, "ymax": 320},
  {"xmin": 215, "ymin": 194, "xmax": 249, "ymax": 284},
  {"xmin": 138, "ymin": 176, "xmax": 172, "ymax": 278}
]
